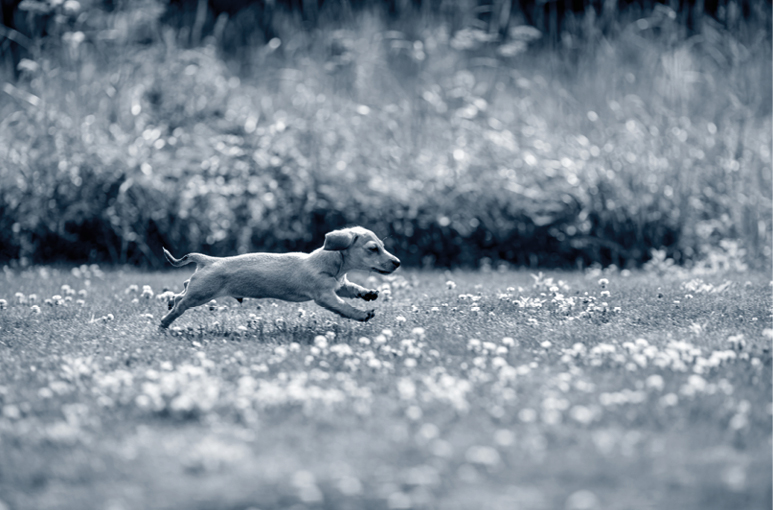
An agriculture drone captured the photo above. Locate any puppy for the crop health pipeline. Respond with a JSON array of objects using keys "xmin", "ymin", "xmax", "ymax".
[{"xmin": 159, "ymin": 226, "xmax": 400, "ymax": 328}]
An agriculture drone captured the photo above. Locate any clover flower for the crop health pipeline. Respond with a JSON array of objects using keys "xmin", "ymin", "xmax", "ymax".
[
  {"xmin": 727, "ymin": 334, "xmax": 745, "ymax": 350},
  {"xmin": 472, "ymin": 356, "xmax": 487, "ymax": 368},
  {"xmin": 566, "ymin": 406, "xmax": 594, "ymax": 425},
  {"xmin": 518, "ymin": 408, "xmax": 537, "ymax": 422},
  {"xmin": 337, "ymin": 475, "xmax": 363, "ymax": 496},
  {"xmin": 590, "ymin": 343, "xmax": 616, "ymax": 356},
  {"xmin": 491, "ymin": 357, "xmax": 508, "ymax": 370},
  {"xmin": 465, "ymin": 445, "xmax": 500, "ymax": 466},
  {"xmin": 482, "ymin": 341, "xmax": 497, "ymax": 352},
  {"xmin": 411, "ymin": 327, "xmax": 426, "ymax": 339},
  {"xmin": 405, "ymin": 405, "xmax": 422, "ymax": 420},
  {"xmin": 599, "ymin": 389, "xmax": 646, "ymax": 406},
  {"xmin": 729, "ymin": 413, "xmax": 748, "ymax": 430},
  {"xmin": 679, "ymin": 374, "xmax": 708, "ymax": 397},
  {"xmin": 156, "ymin": 290, "xmax": 174, "ymax": 304},
  {"xmin": 330, "ymin": 344, "xmax": 353, "ymax": 357},
  {"xmin": 2, "ymin": 404, "xmax": 21, "ymax": 420},
  {"xmin": 645, "ymin": 374, "xmax": 664, "ymax": 391}
]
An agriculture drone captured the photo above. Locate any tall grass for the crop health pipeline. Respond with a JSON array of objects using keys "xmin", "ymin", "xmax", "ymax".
[{"xmin": 0, "ymin": 0, "xmax": 770, "ymax": 268}]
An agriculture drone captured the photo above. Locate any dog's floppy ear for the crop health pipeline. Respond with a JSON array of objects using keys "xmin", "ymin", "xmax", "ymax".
[{"xmin": 323, "ymin": 229, "xmax": 357, "ymax": 251}]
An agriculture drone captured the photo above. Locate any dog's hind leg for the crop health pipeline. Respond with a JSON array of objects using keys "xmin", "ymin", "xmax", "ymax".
[
  {"xmin": 159, "ymin": 282, "xmax": 218, "ymax": 329},
  {"xmin": 160, "ymin": 304, "xmax": 186, "ymax": 329},
  {"xmin": 160, "ymin": 270, "xmax": 228, "ymax": 328},
  {"xmin": 160, "ymin": 292, "xmax": 212, "ymax": 329},
  {"xmin": 168, "ymin": 279, "xmax": 190, "ymax": 310}
]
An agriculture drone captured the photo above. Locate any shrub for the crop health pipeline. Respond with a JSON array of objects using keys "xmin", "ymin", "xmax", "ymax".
[{"xmin": 0, "ymin": 1, "xmax": 770, "ymax": 268}]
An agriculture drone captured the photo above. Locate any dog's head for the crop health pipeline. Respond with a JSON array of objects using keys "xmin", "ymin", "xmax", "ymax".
[{"xmin": 324, "ymin": 227, "xmax": 401, "ymax": 275}]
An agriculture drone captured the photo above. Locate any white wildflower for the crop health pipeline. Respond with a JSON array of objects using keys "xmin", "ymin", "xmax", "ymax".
[
  {"xmin": 727, "ymin": 334, "xmax": 745, "ymax": 350},
  {"xmin": 314, "ymin": 336, "xmax": 328, "ymax": 349},
  {"xmin": 465, "ymin": 446, "xmax": 500, "ymax": 466},
  {"xmin": 645, "ymin": 374, "xmax": 664, "ymax": 391}
]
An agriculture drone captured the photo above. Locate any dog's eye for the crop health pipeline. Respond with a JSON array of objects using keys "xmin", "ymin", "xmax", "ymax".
[{"xmin": 369, "ymin": 246, "xmax": 379, "ymax": 252}]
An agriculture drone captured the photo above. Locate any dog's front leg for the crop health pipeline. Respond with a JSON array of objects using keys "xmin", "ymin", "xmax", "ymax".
[
  {"xmin": 336, "ymin": 277, "xmax": 379, "ymax": 302},
  {"xmin": 315, "ymin": 291, "xmax": 375, "ymax": 322}
]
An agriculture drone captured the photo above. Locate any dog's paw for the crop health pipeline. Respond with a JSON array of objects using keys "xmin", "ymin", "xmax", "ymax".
[
  {"xmin": 359, "ymin": 309, "xmax": 376, "ymax": 322},
  {"xmin": 361, "ymin": 289, "xmax": 379, "ymax": 301}
]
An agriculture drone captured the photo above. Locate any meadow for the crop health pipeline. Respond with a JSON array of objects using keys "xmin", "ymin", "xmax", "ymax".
[{"xmin": 0, "ymin": 262, "xmax": 770, "ymax": 509}]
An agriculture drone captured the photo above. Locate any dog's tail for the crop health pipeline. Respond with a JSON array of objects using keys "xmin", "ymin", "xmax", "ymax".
[{"xmin": 163, "ymin": 248, "xmax": 213, "ymax": 268}]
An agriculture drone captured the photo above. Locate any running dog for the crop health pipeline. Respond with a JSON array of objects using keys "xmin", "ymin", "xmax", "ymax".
[{"xmin": 159, "ymin": 226, "xmax": 400, "ymax": 328}]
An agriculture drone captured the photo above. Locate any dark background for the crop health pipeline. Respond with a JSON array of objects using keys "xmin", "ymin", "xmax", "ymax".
[{"xmin": 0, "ymin": 0, "xmax": 770, "ymax": 269}]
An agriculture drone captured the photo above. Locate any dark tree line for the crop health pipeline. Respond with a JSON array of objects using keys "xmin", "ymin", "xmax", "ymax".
[{"xmin": 2, "ymin": 0, "xmax": 766, "ymax": 78}]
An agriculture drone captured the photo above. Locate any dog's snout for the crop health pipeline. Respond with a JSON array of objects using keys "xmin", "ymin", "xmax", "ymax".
[{"xmin": 375, "ymin": 254, "xmax": 400, "ymax": 275}]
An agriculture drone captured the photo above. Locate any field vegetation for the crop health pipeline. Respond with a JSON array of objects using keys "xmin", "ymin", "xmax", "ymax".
[
  {"xmin": 0, "ymin": 0, "xmax": 770, "ymax": 268},
  {"xmin": 0, "ymin": 261, "xmax": 770, "ymax": 509},
  {"xmin": 1, "ymin": 3, "xmax": 771, "ymax": 507}
]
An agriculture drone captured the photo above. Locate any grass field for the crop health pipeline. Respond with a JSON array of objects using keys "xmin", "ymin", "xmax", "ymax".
[{"xmin": 0, "ymin": 265, "xmax": 770, "ymax": 510}]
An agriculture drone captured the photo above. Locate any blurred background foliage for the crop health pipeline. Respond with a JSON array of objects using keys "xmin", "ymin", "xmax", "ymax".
[{"xmin": 0, "ymin": 0, "xmax": 770, "ymax": 269}]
